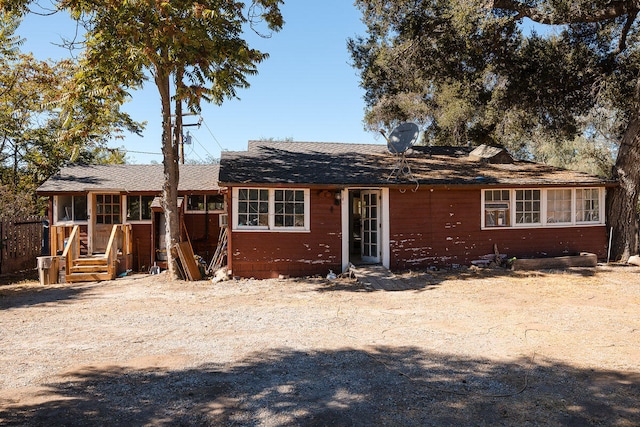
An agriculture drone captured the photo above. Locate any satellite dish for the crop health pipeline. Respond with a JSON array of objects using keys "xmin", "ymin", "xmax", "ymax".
[{"xmin": 387, "ymin": 122, "xmax": 419, "ymax": 154}]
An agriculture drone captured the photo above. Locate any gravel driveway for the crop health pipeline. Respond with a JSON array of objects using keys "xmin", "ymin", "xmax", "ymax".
[{"xmin": 1, "ymin": 265, "xmax": 639, "ymax": 426}]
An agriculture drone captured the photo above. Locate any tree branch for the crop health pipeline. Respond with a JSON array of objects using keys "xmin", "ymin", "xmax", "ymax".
[
  {"xmin": 487, "ymin": 0, "xmax": 640, "ymax": 25},
  {"xmin": 618, "ymin": 8, "xmax": 638, "ymax": 52}
]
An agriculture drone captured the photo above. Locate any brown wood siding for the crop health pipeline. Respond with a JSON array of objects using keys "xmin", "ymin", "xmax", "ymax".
[
  {"xmin": 229, "ymin": 190, "xmax": 342, "ymax": 279},
  {"xmin": 131, "ymin": 224, "xmax": 153, "ymax": 272},
  {"xmin": 389, "ymin": 188, "xmax": 607, "ymax": 269},
  {"xmin": 183, "ymin": 212, "xmax": 221, "ymax": 261}
]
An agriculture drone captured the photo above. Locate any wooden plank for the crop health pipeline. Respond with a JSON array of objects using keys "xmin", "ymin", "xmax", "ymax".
[
  {"xmin": 512, "ymin": 252, "xmax": 597, "ymax": 271},
  {"xmin": 171, "ymin": 246, "xmax": 187, "ymax": 280},
  {"xmin": 174, "ymin": 241, "xmax": 202, "ymax": 281}
]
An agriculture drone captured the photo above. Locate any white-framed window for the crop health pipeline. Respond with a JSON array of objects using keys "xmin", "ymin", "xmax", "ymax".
[
  {"xmin": 482, "ymin": 187, "xmax": 604, "ymax": 229},
  {"xmin": 233, "ymin": 187, "xmax": 310, "ymax": 231},
  {"xmin": 237, "ymin": 188, "xmax": 269, "ymax": 228},
  {"xmin": 484, "ymin": 189, "xmax": 510, "ymax": 227},
  {"xmin": 186, "ymin": 194, "xmax": 225, "ymax": 213},
  {"xmin": 515, "ymin": 189, "xmax": 541, "ymax": 224},
  {"xmin": 576, "ymin": 188, "xmax": 600, "ymax": 223},
  {"xmin": 274, "ymin": 189, "xmax": 305, "ymax": 227},
  {"xmin": 547, "ymin": 189, "xmax": 572, "ymax": 224},
  {"xmin": 127, "ymin": 195, "xmax": 154, "ymax": 221},
  {"xmin": 54, "ymin": 195, "xmax": 88, "ymax": 223}
]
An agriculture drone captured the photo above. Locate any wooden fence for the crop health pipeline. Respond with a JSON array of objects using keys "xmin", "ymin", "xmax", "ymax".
[{"xmin": 0, "ymin": 216, "xmax": 45, "ymax": 274}]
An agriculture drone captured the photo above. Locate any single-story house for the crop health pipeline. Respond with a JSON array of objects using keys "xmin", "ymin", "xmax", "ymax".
[
  {"xmin": 37, "ymin": 164, "xmax": 224, "ymax": 276},
  {"xmin": 218, "ymin": 141, "xmax": 614, "ymax": 279}
]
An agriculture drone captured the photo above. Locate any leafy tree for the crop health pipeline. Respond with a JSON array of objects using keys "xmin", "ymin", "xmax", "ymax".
[
  {"xmin": 0, "ymin": 12, "xmax": 137, "ymax": 204},
  {"xmin": 2, "ymin": 0, "xmax": 284, "ymax": 278},
  {"xmin": 350, "ymin": 0, "xmax": 640, "ymax": 260}
]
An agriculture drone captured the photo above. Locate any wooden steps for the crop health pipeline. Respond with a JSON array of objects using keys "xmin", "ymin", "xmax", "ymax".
[{"xmin": 66, "ymin": 255, "xmax": 112, "ymax": 283}]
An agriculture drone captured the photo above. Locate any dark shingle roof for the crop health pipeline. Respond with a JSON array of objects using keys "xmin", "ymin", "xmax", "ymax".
[
  {"xmin": 218, "ymin": 141, "xmax": 612, "ymax": 187},
  {"xmin": 37, "ymin": 164, "xmax": 220, "ymax": 194}
]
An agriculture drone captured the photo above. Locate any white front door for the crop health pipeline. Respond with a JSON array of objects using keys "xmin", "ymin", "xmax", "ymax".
[{"xmin": 360, "ymin": 190, "xmax": 380, "ymax": 263}]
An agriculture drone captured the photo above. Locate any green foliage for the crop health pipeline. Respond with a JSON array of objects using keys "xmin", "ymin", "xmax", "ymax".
[
  {"xmin": 0, "ymin": 185, "xmax": 42, "ymax": 219},
  {"xmin": 349, "ymin": 0, "xmax": 638, "ymax": 175},
  {"xmin": 9, "ymin": 0, "xmax": 285, "ymax": 277},
  {"xmin": 352, "ymin": 0, "xmax": 640, "ymax": 258},
  {"xmin": 0, "ymin": 11, "xmax": 139, "ymax": 203},
  {"xmin": 58, "ymin": 0, "xmax": 284, "ymax": 113}
]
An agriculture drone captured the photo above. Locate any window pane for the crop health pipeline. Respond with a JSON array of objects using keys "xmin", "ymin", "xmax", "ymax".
[
  {"xmin": 142, "ymin": 196, "xmax": 154, "ymax": 220},
  {"xmin": 285, "ymin": 203, "xmax": 294, "ymax": 214},
  {"xmin": 515, "ymin": 189, "xmax": 540, "ymax": 224},
  {"xmin": 547, "ymin": 189, "xmax": 571, "ymax": 223},
  {"xmin": 274, "ymin": 189, "xmax": 305, "ymax": 228},
  {"xmin": 73, "ymin": 196, "xmax": 87, "ymax": 221},
  {"xmin": 238, "ymin": 188, "xmax": 271, "ymax": 227},
  {"xmin": 207, "ymin": 195, "xmax": 224, "ymax": 211},
  {"xmin": 58, "ymin": 195, "xmax": 72, "ymax": 221},
  {"xmin": 576, "ymin": 188, "xmax": 599, "ymax": 222},
  {"xmin": 484, "ymin": 190, "xmax": 510, "ymax": 227},
  {"xmin": 188, "ymin": 195, "xmax": 205, "ymax": 211},
  {"xmin": 128, "ymin": 196, "xmax": 141, "ymax": 220}
]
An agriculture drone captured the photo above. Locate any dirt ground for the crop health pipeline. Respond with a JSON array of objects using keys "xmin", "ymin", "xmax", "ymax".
[{"xmin": 0, "ymin": 264, "xmax": 639, "ymax": 426}]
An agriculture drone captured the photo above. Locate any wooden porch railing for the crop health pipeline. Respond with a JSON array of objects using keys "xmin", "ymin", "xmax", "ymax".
[
  {"xmin": 105, "ymin": 224, "xmax": 133, "ymax": 279},
  {"xmin": 60, "ymin": 225, "xmax": 81, "ymax": 278},
  {"xmin": 51, "ymin": 223, "xmax": 133, "ymax": 281}
]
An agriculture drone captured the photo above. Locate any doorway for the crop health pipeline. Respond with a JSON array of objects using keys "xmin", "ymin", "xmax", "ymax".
[
  {"xmin": 92, "ymin": 193, "xmax": 122, "ymax": 253},
  {"xmin": 348, "ymin": 190, "xmax": 381, "ymax": 264}
]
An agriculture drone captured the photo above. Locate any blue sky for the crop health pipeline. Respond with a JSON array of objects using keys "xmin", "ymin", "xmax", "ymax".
[{"xmin": 17, "ymin": 2, "xmax": 376, "ymax": 164}]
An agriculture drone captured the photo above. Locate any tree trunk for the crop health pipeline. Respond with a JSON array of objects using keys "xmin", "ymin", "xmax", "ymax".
[
  {"xmin": 156, "ymin": 69, "xmax": 181, "ymax": 280},
  {"xmin": 606, "ymin": 116, "xmax": 640, "ymax": 261}
]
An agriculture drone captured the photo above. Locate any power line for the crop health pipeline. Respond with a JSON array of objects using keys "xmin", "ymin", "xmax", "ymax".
[
  {"xmin": 120, "ymin": 149, "xmax": 163, "ymax": 156},
  {"xmin": 201, "ymin": 118, "xmax": 227, "ymax": 152},
  {"xmin": 190, "ymin": 132, "xmax": 215, "ymax": 159},
  {"xmin": 185, "ymin": 140, "xmax": 206, "ymax": 163}
]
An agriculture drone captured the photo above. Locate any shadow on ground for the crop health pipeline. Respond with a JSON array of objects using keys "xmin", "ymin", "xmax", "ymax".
[
  {"xmin": 0, "ymin": 283, "xmax": 92, "ymax": 310},
  {"xmin": 1, "ymin": 347, "xmax": 638, "ymax": 426},
  {"xmin": 306, "ymin": 266, "xmax": 602, "ymax": 293}
]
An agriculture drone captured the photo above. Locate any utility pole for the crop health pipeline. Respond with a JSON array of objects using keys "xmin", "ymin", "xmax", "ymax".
[{"xmin": 172, "ymin": 101, "xmax": 202, "ymax": 165}]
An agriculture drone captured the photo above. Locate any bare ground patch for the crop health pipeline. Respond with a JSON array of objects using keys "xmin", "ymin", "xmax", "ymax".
[{"xmin": 1, "ymin": 265, "xmax": 639, "ymax": 426}]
